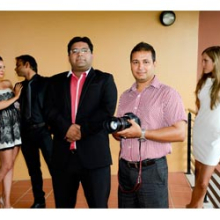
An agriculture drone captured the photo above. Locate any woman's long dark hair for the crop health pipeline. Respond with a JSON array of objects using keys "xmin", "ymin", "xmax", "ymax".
[{"xmin": 195, "ymin": 46, "xmax": 220, "ymax": 110}]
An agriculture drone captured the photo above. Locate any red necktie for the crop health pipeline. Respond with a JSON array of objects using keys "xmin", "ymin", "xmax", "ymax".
[{"xmin": 70, "ymin": 72, "xmax": 86, "ymax": 150}]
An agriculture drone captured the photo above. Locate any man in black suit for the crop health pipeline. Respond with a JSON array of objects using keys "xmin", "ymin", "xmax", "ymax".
[
  {"xmin": 15, "ymin": 55, "xmax": 53, "ymax": 208},
  {"xmin": 44, "ymin": 36, "xmax": 117, "ymax": 208}
]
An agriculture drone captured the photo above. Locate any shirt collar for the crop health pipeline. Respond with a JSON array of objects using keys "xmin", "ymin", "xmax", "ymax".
[
  {"xmin": 130, "ymin": 75, "xmax": 161, "ymax": 92},
  {"xmin": 67, "ymin": 68, "xmax": 91, "ymax": 78},
  {"xmin": 25, "ymin": 73, "xmax": 38, "ymax": 83}
]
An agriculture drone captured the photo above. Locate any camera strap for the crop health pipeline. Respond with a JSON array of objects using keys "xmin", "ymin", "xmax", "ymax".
[{"xmin": 118, "ymin": 140, "xmax": 142, "ymax": 193}]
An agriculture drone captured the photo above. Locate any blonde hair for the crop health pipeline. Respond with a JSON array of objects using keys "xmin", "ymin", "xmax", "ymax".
[{"xmin": 195, "ymin": 46, "xmax": 220, "ymax": 110}]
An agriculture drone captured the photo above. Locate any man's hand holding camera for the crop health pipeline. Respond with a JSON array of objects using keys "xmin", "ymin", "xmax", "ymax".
[
  {"xmin": 117, "ymin": 119, "xmax": 142, "ymax": 139},
  {"xmin": 104, "ymin": 112, "xmax": 146, "ymax": 141}
]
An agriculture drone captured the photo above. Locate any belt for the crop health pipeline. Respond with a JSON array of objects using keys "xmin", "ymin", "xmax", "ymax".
[
  {"xmin": 121, "ymin": 156, "xmax": 165, "ymax": 169},
  {"xmin": 29, "ymin": 122, "xmax": 46, "ymax": 129}
]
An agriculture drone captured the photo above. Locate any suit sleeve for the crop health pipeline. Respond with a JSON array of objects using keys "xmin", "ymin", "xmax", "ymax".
[
  {"xmin": 44, "ymin": 76, "xmax": 71, "ymax": 139},
  {"xmin": 80, "ymin": 74, "xmax": 118, "ymax": 138}
]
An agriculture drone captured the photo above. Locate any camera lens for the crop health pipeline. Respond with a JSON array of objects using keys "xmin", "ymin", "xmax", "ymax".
[
  {"xmin": 119, "ymin": 117, "xmax": 130, "ymax": 131},
  {"xmin": 110, "ymin": 121, "xmax": 118, "ymax": 130},
  {"xmin": 103, "ymin": 112, "xmax": 141, "ymax": 133}
]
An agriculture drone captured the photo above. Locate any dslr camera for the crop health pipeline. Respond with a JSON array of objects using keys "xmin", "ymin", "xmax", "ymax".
[{"xmin": 104, "ymin": 112, "xmax": 141, "ymax": 133}]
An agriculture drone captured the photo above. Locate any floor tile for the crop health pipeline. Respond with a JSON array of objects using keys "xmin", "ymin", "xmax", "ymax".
[{"xmin": 0, "ymin": 173, "xmax": 193, "ymax": 209}]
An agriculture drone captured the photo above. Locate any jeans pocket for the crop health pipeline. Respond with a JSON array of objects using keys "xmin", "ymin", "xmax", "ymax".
[{"xmin": 142, "ymin": 160, "xmax": 168, "ymax": 185}]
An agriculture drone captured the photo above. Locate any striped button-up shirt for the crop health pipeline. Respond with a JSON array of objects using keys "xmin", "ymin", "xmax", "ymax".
[{"xmin": 117, "ymin": 75, "xmax": 187, "ymax": 162}]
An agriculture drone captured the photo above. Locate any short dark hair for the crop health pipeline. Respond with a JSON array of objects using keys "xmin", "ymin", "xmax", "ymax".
[
  {"xmin": 0, "ymin": 56, "xmax": 3, "ymax": 61},
  {"xmin": 15, "ymin": 55, "xmax": 38, "ymax": 73},
  {"xmin": 130, "ymin": 42, "xmax": 156, "ymax": 62},
  {"xmin": 67, "ymin": 36, "xmax": 93, "ymax": 54}
]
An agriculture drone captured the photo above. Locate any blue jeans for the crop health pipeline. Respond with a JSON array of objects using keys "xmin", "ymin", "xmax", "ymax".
[{"xmin": 118, "ymin": 157, "xmax": 168, "ymax": 208}]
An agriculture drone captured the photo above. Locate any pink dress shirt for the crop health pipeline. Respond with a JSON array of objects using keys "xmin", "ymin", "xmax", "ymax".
[
  {"xmin": 117, "ymin": 75, "xmax": 187, "ymax": 162},
  {"xmin": 69, "ymin": 71, "xmax": 87, "ymax": 150}
]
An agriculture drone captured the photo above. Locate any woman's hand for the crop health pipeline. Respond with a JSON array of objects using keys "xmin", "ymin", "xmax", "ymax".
[{"xmin": 14, "ymin": 83, "xmax": 23, "ymax": 99}]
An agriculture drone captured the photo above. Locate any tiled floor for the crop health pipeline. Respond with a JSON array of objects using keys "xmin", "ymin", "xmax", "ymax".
[{"xmin": 0, "ymin": 172, "xmax": 192, "ymax": 209}]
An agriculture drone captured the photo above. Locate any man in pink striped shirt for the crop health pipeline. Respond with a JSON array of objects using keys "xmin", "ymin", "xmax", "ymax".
[{"xmin": 113, "ymin": 42, "xmax": 187, "ymax": 208}]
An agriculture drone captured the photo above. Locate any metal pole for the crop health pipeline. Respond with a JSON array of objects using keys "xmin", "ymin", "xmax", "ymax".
[{"xmin": 187, "ymin": 112, "xmax": 191, "ymax": 174}]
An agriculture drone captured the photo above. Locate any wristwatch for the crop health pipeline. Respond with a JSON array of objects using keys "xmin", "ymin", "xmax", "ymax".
[{"xmin": 139, "ymin": 129, "xmax": 147, "ymax": 142}]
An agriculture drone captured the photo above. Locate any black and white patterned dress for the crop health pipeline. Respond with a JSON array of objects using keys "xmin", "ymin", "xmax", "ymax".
[{"xmin": 0, "ymin": 88, "xmax": 21, "ymax": 150}]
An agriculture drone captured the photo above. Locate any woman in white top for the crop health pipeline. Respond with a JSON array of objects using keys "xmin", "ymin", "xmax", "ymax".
[
  {"xmin": 187, "ymin": 46, "xmax": 220, "ymax": 208},
  {"xmin": 0, "ymin": 56, "xmax": 22, "ymax": 208}
]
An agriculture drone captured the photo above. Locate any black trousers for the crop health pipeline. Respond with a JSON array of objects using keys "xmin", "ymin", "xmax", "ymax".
[
  {"xmin": 21, "ymin": 126, "xmax": 53, "ymax": 204},
  {"xmin": 52, "ymin": 151, "xmax": 111, "ymax": 208}
]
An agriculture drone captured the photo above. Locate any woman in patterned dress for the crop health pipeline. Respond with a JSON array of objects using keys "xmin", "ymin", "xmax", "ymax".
[{"xmin": 0, "ymin": 56, "xmax": 22, "ymax": 208}]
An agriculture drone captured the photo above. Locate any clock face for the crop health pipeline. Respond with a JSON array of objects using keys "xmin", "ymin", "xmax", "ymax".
[
  {"xmin": 163, "ymin": 13, "xmax": 175, "ymax": 24},
  {"xmin": 160, "ymin": 11, "xmax": 176, "ymax": 26}
]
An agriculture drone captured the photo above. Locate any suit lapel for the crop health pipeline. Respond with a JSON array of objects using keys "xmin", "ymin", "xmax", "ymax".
[
  {"xmin": 64, "ymin": 73, "xmax": 72, "ymax": 113},
  {"xmin": 20, "ymin": 80, "xmax": 28, "ymax": 114},
  {"xmin": 78, "ymin": 68, "xmax": 95, "ymax": 109}
]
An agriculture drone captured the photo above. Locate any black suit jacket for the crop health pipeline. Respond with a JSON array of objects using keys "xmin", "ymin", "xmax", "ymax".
[
  {"xmin": 18, "ymin": 74, "xmax": 50, "ymax": 129},
  {"xmin": 44, "ymin": 68, "xmax": 118, "ymax": 170}
]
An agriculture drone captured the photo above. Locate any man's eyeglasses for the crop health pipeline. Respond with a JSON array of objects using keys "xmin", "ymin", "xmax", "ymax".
[{"xmin": 70, "ymin": 48, "xmax": 91, "ymax": 54}]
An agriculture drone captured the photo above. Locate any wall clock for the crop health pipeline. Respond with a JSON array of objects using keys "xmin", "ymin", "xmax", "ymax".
[{"xmin": 160, "ymin": 11, "xmax": 176, "ymax": 26}]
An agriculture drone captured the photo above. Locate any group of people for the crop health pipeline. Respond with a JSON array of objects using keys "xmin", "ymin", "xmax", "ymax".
[{"xmin": 0, "ymin": 36, "xmax": 220, "ymax": 209}]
